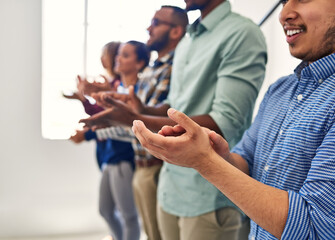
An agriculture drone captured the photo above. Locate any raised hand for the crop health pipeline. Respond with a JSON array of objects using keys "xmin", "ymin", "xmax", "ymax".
[
  {"xmin": 79, "ymin": 108, "xmax": 116, "ymax": 130},
  {"xmin": 88, "ymin": 75, "xmax": 114, "ymax": 92},
  {"xmin": 95, "ymin": 85, "xmax": 145, "ymax": 113},
  {"xmin": 79, "ymin": 98, "xmax": 137, "ymax": 130},
  {"xmin": 122, "ymin": 85, "xmax": 145, "ymax": 114},
  {"xmin": 91, "ymin": 91, "xmax": 129, "ymax": 108},
  {"xmin": 69, "ymin": 128, "xmax": 88, "ymax": 143},
  {"xmin": 77, "ymin": 75, "xmax": 113, "ymax": 96},
  {"xmin": 62, "ymin": 91, "xmax": 86, "ymax": 102},
  {"xmin": 132, "ymin": 108, "xmax": 221, "ymax": 170}
]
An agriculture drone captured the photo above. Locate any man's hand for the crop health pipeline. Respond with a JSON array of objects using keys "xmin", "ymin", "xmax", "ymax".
[
  {"xmin": 91, "ymin": 85, "xmax": 145, "ymax": 113},
  {"xmin": 91, "ymin": 91, "xmax": 128, "ymax": 108},
  {"xmin": 79, "ymin": 98, "xmax": 138, "ymax": 130},
  {"xmin": 132, "ymin": 108, "xmax": 225, "ymax": 170},
  {"xmin": 62, "ymin": 91, "xmax": 86, "ymax": 102},
  {"xmin": 158, "ymin": 123, "xmax": 231, "ymax": 160},
  {"xmin": 77, "ymin": 75, "xmax": 113, "ymax": 96}
]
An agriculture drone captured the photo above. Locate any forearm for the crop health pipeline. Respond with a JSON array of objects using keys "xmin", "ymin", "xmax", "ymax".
[
  {"xmin": 198, "ymin": 153, "xmax": 288, "ymax": 239},
  {"xmin": 139, "ymin": 113, "xmax": 222, "ymax": 134},
  {"xmin": 225, "ymin": 152, "xmax": 249, "ymax": 175},
  {"xmin": 137, "ymin": 114, "xmax": 176, "ymax": 132},
  {"xmin": 142, "ymin": 103, "xmax": 170, "ymax": 116},
  {"xmin": 191, "ymin": 115, "xmax": 222, "ymax": 135}
]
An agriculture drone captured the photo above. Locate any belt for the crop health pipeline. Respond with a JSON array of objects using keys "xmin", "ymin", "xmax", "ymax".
[{"xmin": 136, "ymin": 158, "xmax": 163, "ymax": 168}]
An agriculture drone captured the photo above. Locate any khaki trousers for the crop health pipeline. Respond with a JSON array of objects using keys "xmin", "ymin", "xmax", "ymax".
[
  {"xmin": 157, "ymin": 205, "xmax": 243, "ymax": 240},
  {"xmin": 132, "ymin": 164, "xmax": 162, "ymax": 240}
]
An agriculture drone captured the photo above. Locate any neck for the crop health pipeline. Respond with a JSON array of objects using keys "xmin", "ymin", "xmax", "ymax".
[
  {"xmin": 120, "ymin": 72, "xmax": 138, "ymax": 88},
  {"xmin": 200, "ymin": 0, "xmax": 224, "ymax": 19},
  {"xmin": 157, "ymin": 42, "xmax": 177, "ymax": 59}
]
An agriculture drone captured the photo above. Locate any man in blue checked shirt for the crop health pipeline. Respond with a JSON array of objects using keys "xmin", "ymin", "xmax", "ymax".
[{"xmin": 132, "ymin": 0, "xmax": 335, "ymax": 239}]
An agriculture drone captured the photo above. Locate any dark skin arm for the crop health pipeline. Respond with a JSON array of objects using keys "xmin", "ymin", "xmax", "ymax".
[{"xmin": 80, "ymin": 93, "xmax": 223, "ymax": 135}]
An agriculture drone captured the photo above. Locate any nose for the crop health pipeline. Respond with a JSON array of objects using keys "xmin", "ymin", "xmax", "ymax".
[
  {"xmin": 147, "ymin": 24, "xmax": 152, "ymax": 32},
  {"xmin": 279, "ymin": 1, "xmax": 298, "ymax": 26}
]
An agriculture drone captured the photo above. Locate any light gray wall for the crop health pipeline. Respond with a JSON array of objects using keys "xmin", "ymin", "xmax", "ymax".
[
  {"xmin": 0, "ymin": 0, "xmax": 106, "ymax": 237},
  {"xmin": 0, "ymin": 0, "xmax": 301, "ymax": 237}
]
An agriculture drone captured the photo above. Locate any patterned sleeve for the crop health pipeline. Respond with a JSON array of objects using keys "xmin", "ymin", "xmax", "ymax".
[
  {"xmin": 96, "ymin": 126, "xmax": 134, "ymax": 142},
  {"xmin": 146, "ymin": 66, "xmax": 171, "ymax": 107}
]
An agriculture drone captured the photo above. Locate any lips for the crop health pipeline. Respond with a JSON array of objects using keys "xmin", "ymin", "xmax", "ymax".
[{"xmin": 285, "ymin": 28, "xmax": 304, "ymax": 44}]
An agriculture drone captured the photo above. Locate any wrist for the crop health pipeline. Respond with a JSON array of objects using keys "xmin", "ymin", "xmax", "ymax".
[{"xmin": 194, "ymin": 150, "xmax": 219, "ymax": 174}]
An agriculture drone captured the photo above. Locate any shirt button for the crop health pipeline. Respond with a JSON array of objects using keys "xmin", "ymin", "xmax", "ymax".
[
  {"xmin": 264, "ymin": 165, "xmax": 269, "ymax": 171},
  {"xmin": 319, "ymin": 79, "xmax": 323, "ymax": 84},
  {"xmin": 297, "ymin": 94, "xmax": 303, "ymax": 101},
  {"xmin": 250, "ymin": 237, "xmax": 255, "ymax": 240},
  {"xmin": 279, "ymin": 129, "xmax": 283, "ymax": 135}
]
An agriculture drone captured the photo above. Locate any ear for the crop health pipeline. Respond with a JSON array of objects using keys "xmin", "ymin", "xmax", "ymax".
[
  {"xmin": 170, "ymin": 26, "xmax": 184, "ymax": 40},
  {"xmin": 136, "ymin": 60, "xmax": 146, "ymax": 72}
]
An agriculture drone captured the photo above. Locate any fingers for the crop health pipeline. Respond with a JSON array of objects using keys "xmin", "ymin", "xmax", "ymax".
[
  {"xmin": 159, "ymin": 125, "xmax": 186, "ymax": 136},
  {"xmin": 167, "ymin": 108, "xmax": 200, "ymax": 134},
  {"xmin": 132, "ymin": 120, "xmax": 168, "ymax": 160},
  {"xmin": 77, "ymin": 75, "xmax": 85, "ymax": 83},
  {"xmin": 79, "ymin": 118, "xmax": 92, "ymax": 127},
  {"xmin": 104, "ymin": 95, "xmax": 128, "ymax": 110},
  {"xmin": 132, "ymin": 121, "xmax": 165, "ymax": 149},
  {"xmin": 208, "ymin": 131, "xmax": 224, "ymax": 146},
  {"xmin": 80, "ymin": 108, "xmax": 114, "ymax": 128},
  {"xmin": 76, "ymin": 75, "xmax": 81, "ymax": 83},
  {"xmin": 99, "ymin": 74, "xmax": 108, "ymax": 83}
]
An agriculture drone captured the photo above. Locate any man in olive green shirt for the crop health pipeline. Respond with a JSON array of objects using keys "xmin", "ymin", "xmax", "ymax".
[{"xmin": 80, "ymin": 0, "xmax": 267, "ymax": 239}]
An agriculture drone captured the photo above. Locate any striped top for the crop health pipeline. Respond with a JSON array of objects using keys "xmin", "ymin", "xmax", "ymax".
[{"xmin": 232, "ymin": 53, "xmax": 335, "ymax": 239}]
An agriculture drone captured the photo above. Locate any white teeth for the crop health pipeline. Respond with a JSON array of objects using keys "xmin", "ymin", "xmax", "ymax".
[{"xmin": 287, "ymin": 29, "xmax": 304, "ymax": 36}]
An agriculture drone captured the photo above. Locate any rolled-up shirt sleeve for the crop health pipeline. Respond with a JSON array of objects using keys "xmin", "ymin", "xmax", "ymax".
[
  {"xmin": 209, "ymin": 24, "xmax": 267, "ymax": 148},
  {"xmin": 282, "ymin": 127, "xmax": 335, "ymax": 239},
  {"xmin": 283, "ymin": 181, "xmax": 335, "ymax": 239}
]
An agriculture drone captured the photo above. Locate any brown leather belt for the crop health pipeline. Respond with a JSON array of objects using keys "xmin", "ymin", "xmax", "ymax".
[{"xmin": 136, "ymin": 158, "xmax": 163, "ymax": 168}]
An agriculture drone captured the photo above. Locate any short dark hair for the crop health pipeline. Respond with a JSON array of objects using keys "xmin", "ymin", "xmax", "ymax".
[
  {"xmin": 126, "ymin": 40, "xmax": 150, "ymax": 72},
  {"xmin": 162, "ymin": 5, "xmax": 189, "ymax": 33}
]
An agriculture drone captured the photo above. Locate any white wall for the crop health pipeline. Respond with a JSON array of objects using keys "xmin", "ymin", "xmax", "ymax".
[
  {"xmin": 0, "ymin": 0, "xmax": 106, "ymax": 237},
  {"xmin": 0, "ymin": 0, "xmax": 301, "ymax": 238}
]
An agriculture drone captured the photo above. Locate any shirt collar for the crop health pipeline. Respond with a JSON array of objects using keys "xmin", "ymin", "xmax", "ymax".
[
  {"xmin": 309, "ymin": 53, "xmax": 335, "ymax": 81},
  {"xmin": 295, "ymin": 53, "xmax": 335, "ymax": 83},
  {"xmin": 153, "ymin": 50, "xmax": 174, "ymax": 67},
  {"xmin": 187, "ymin": 1, "xmax": 231, "ymax": 37}
]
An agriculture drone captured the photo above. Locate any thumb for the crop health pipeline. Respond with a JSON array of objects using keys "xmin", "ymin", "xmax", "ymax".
[
  {"xmin": 208, "ymin": 131, "xmax": 224, "ymax": 147},
  {"xmin": 77, "ymin": 75, "xmax": 83, "ymax": 83},
  {"xmin": 167, "ymin": 108, "xmax": 199, "ymax": 134},
  {"xmin": 100, "ymin": 74, "xmax": 108, "ymax": 83}
]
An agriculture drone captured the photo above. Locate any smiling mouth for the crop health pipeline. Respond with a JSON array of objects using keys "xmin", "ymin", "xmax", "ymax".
[{"xmin": 286, "ymin": 29, "xmax": 304, "ymax": 37}]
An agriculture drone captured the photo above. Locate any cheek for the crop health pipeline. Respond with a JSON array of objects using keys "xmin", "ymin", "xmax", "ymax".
[{"xmin": 306, "ymin": 12, "xmax": 324, "ymax": 31}]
